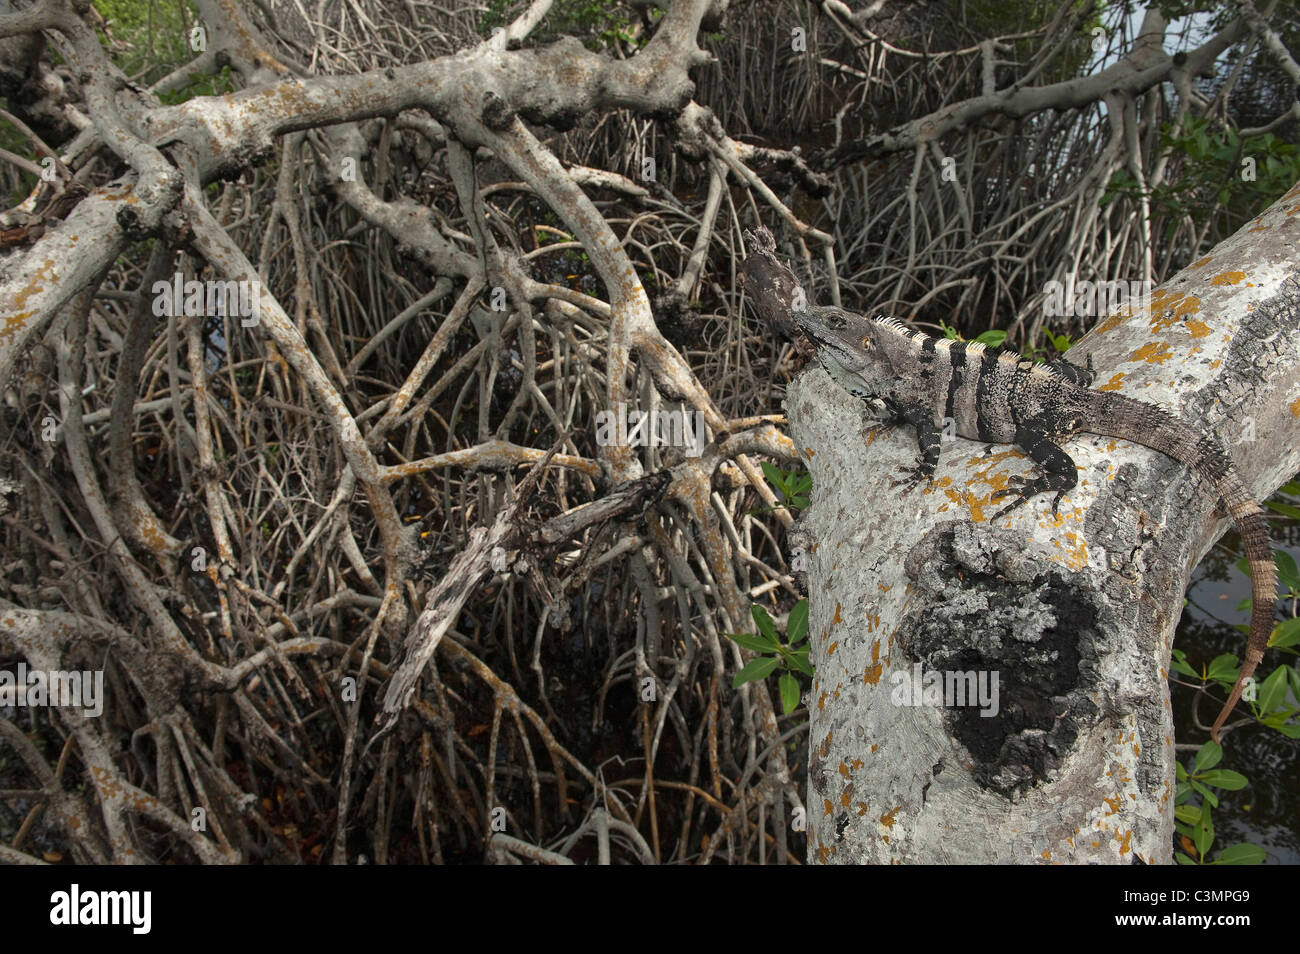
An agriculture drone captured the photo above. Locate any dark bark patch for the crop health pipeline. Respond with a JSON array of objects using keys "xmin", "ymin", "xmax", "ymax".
[{"xmin": 901, "ymin": 521, "xmax": 1105, "ymax": 797}]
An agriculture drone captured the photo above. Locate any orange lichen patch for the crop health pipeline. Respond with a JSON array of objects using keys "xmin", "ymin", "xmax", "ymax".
[
  {"xmin": 824, "ymin": 798, "xmax": 833, "ymax": 815},
  {"xmin": 4, "ymin": 259, "xmax": 59, "ymax": 340},
  {"xmin": 1129, "ymin": 341, "xmax": 1173, "ymax": 364},
  {"xmin": 880, "ymin": 807, "xmax": 898, "ymax": 828},
  {"xmin": 1117, "ymin": 830, "xmax": 1133, "ymax": 854},
  {"xmin": 839, "ymin": 762, "xmax": 851, "ymax": 778},
  {"xmin": 828, "ymin": 641, "xmax": 838, "ymax": 656},
  {"xmin": 870, "ymin": 743, "xmax": 878, "ymax": 753},
  {"xmin": 818, "ymin": 842, "xmax": 831, "ymax": 863},
  {"xmin": 1060, "ymin": 532, "xmax": 1090, "ymax": 570},
  {"xmin": 1148, "ymin": 288, "xmax": 1180, "ymax": 309},
  {"xmin": 804, "ymin": 446, "xmax": 815, "ymax": 459},
  {"xmin": 1291, "ymin": 397, "xmax": 1300, "ymax": 418},
  {"xmin": 856, "ymin": 802, "xmax": 870, "ymax": 816},
  {"xmin": 819, "ymin": 732, "xmax": 833, "ymax": 758},
  {"xmin": 1103, "ymin": 795, "xmax": 1123, "ymax": 816},
  {"xmin": 841, "ymin": 790, "xmax": 853, "ymax": 807},
  {"xmin": 1210, "ymin": 271, "xmax": 1245, "ymax": 286},
  {"xmin": 865, "ymin": 611, "xmax": 882, "ymax": 633},
  {"xmin": 1093, "ymin": 311, "xmax": 1127, "ymax": 334},
  {"xmin": 1189, "ymin": 256, "xmax": 1212, "ymax": 269},
  {"xmin": 1041, "ymin": 849, "xmax": 1052, "ymax": 860},
  {"xmin": 832, "ymin": 603, "xmax": 842, "ymax": 625},
  {"xmin": 863, "ymin": 640, "xmax": 884, "ymax": 685},
  {"xmin": 851, "ymin": 758, "xmax": 864, "ymax": 770},
  {"xmin": 942, "ymin": 486, "xmax": 987, "ymax": 522},
  {"xmin": 1097, "ymin": 373, "xmax": 1126, "ymax": 392},
  {"xmin": 1183, "ymin": 319, "xmax": 1211, "ymax": 338},
  {"xmin": 817, "ymin": 691, "xmax": 827, "ymax": 710}
]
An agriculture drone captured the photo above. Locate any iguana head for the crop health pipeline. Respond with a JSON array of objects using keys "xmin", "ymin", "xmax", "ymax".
[{"xmin": 794, "ymin": 306, "xmax": 918, "ymax": 404}]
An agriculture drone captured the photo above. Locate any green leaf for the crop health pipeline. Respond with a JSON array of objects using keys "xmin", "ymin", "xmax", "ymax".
[
  {"xmin": 787, "ymin": 646, "xmax": 814, "ymax": 676},
  {"xmin": 1275, "ymin": 551, "xmax": 1300, "ymax": 590},
  {"xmin": 779, "ymin": 673, "xmax": 801, "ymax": 714},
  {"xmin": 1264, "ymin": 500, "xmax": 1300, "ymax": 521},
  {"xmin": 1176, "ymin": 761, "xmax": 1188, "ymax": 781},
  {"xmin": 732, "ymin": 655, "xmax": 780, "ymax": 688},
  {"xmin": 1209, "ymin": 843, "xmax": 1266, "ymax": 865},
  {"xmin": 751, "ymin": 604, "xmax": 779, "ymax": 643},
  {"xmin": 1197, "ymin": 769, "xmax": 1248, "ymax": 791},
  {"xmin": 1189, "ymin": 780, "xmax": 1219, "ymax": 808},
  {"xmin": 1257, "ymin": 666, "xmax": 1287, "ymax": 714},
  {"xmin": 975, "ymin": 329, "xmax": 1007, "ymax": 348},
  {"xmin": 1270, "ymin": 618, "xmax": 1300, "ymax": 649},
  {"xmin": 1169, "ymin": 648, "xmax": 1198, "ymax": 678},
  {"xmin": 1174, "ymin": 805, "xmax": 1202, "ymax": 825},
  {"xmin": 761, "ymin": 461, "xmax": 788, "ymax": 495},
  {"xmin": 1175, "ymin": 852, "xmax": 1197, "ymax": 865},
  {"xmin": 787, "ymin": 599, "xmax": 809, "ymax": 646},
  {"xmin": 1193, "ymin": 740, "xmax": 1222, "ymax": 772},
  {"xmin": 1260, "ymin": 708, "xmax": 1299, "ymax": 729},
  {"xmin": 1207, "ymin": 654, "xmax": 1239, "ymax": 683},
  {"xmin": 1192, "ymin": 808, "xmax": 1214, "ymax": 858},
  {"xmin": 725, "ymin": 631, "xmax": 782, "ymax": 654}
]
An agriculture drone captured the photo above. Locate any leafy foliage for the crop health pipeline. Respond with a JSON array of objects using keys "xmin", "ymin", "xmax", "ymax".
[
  {"xmin": 1103, "ymin": 118, "xmax": 1300, "ymax": 246},
  {"xmin": 725, "ymin": 602, "xmax": 813, "ymax": 715},
  {"xmin": 760, "ymin": 461, "xmax": 811, "ymax": 514},
  {"xmin": 1173, "ymin": 741, "xmax": 1266, "ymax": 864}
]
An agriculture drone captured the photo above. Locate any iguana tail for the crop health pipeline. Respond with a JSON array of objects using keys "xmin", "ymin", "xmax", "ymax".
[{"xmin": 1080, "ymin": 392, "xmax": 1274, "ymax": 744}]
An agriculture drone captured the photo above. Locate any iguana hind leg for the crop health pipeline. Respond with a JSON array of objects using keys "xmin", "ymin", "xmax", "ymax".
[{"xmin": 991, "ymin": 424, "xmax": 1078, "ymax": 519}]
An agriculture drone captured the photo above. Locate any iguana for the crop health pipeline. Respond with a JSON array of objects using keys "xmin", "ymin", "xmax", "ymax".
[{"xmin": 793, "ymin": 302, "xmax": 1274, "ymax": 745}]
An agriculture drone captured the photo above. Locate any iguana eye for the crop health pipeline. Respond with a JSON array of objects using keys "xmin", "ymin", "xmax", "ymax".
[{"xmin": 861, "ymin": 337, "xmax": 872, "ymax": 350}]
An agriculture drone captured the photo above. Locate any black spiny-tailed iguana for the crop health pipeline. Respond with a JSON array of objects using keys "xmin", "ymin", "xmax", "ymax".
[{"xmin": 794, "ymin": 303, "xmax": 1274, "ymax": 745}]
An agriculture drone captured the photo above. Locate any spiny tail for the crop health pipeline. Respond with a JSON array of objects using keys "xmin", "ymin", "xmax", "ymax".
[{"xmin": 1081, "ymin": 392, "xmax": 1274, "ymax": 744}]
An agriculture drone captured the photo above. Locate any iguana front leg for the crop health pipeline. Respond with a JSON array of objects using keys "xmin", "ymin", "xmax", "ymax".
[
  {"xmin": 990, "ymin": 416, "xmax": 1079, "ymax": 519},
  {"xmin": 889, "ymin": 404, "xmax": 941, "ymax": 493}
]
